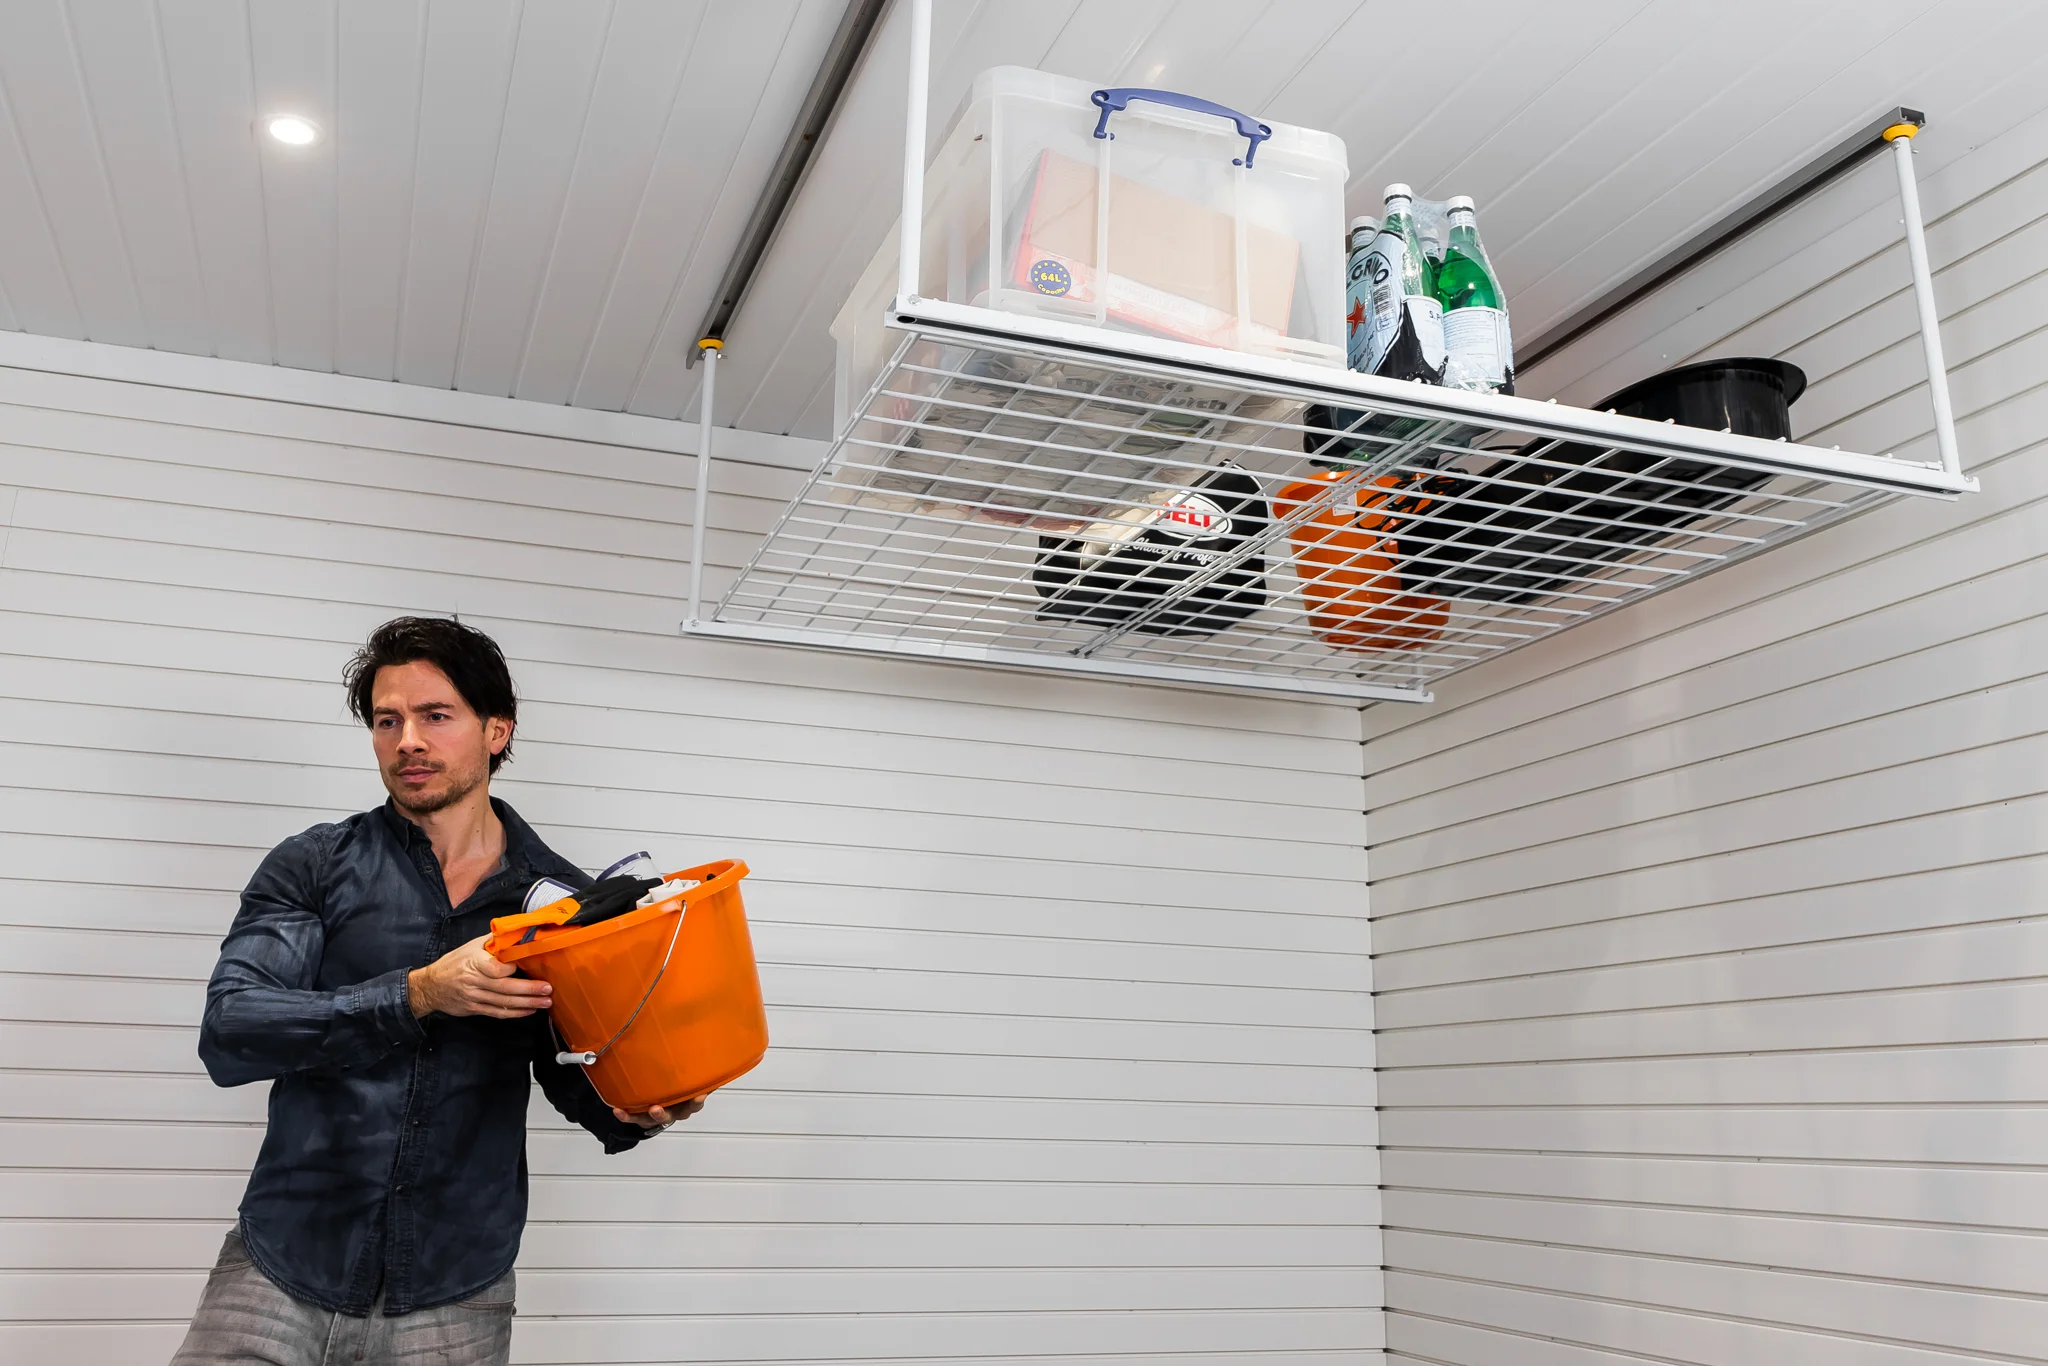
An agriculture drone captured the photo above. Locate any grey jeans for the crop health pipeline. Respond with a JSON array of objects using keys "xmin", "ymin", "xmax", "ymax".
[{"xmin": 169, "ymin": 1228, "xmax": 515, "ymax": 1366}]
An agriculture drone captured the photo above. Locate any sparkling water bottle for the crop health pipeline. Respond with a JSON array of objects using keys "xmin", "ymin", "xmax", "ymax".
[
  {"xmin": 1437, "ymin": 195, "xmax": 1514, "ymax": 394},
  {"xmin": 1343, "ymin": 216, "xmax": 1378, "ymax": 374},
  {"xmin": 1358, "ymin": 184, "xmax": 1446, "ymax": 384}
]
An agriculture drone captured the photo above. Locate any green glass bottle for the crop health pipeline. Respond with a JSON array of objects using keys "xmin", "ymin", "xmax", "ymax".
[
  {"xmin": 1436, "ymin": 195, "xmax": 1513, "ymax": 393},
  {"xmin": 1360, "ymin": 184, "xmax": 1445, "ymax": 383}
]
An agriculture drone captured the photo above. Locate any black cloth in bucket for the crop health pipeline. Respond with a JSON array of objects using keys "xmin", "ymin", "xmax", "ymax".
[{"xmin": 517, "ymin": 874, "xmax": 665, "ymax": 944}]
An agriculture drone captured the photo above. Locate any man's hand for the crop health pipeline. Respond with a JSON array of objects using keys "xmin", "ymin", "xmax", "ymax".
[
  {"xmin": 408, "ymin": 934, "xmax": 552, "ymax": 1019},
  {"xmin": 614, "ymin": 1098, "xmax": 705, "ymax": 1131}
]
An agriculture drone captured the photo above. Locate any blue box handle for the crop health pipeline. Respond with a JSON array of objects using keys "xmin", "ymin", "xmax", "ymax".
[{"xmin": 1091, "ymin": 87, "xmax": 1273, "ymax": 167}]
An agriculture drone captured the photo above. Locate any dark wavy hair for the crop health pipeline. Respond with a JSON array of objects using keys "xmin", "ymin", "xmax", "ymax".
[{"xmin": 343, "ymin": 617, "xmax": 519, "ymax": 773}]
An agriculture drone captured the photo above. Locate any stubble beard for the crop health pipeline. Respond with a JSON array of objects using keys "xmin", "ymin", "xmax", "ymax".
[{"xmin": 386, "ymin": 758, "xmax": 487, "ymax": 816}]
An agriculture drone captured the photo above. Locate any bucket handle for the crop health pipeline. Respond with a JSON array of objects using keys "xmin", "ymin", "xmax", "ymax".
[
  {"xmin": 1090, "ymin": 87, "xmax": 1273, "ymax": 167},
  {"xmin": 552, "ymin": 894, "xmax": 691, "ymax": 1068}
]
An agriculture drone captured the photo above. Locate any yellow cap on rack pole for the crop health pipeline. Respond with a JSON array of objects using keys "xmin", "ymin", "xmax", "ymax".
[
  {"xmin": 697, "ymin": 338, "xmax": 724, "ymax": 353},
  {"xmin": 1882, "ymin": 121, "xmax": 1921, "ymax": 142}
]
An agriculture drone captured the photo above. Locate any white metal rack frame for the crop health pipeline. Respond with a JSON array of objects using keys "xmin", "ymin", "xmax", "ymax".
[{"xmin": 684, "ymin": 0, "xmax": 1975, "ymax": 705}]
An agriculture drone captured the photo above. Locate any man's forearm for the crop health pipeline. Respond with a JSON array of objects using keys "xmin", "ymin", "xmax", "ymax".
[{"xmin": 199, "ymin": 968, "xmax": 423, "ymax": 1086}]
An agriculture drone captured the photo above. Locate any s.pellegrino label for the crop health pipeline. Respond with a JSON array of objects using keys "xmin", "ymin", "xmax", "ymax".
[
  {"xmin": 1437, "ymin": 197, "xmax": 1514, "ymax": 394},
  {"xmin": 1360, "ymin": 187, "xmax": 1446, "ymax": 384},
  {"xmin": 1344, "ymin": 217, "xmax": 1378, "ymax": 373}
]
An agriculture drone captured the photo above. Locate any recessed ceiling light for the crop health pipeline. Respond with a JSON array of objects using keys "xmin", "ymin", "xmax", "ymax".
[{"xmin": 267, "ymin": 116, "xmax": 319, "ymax": 146}]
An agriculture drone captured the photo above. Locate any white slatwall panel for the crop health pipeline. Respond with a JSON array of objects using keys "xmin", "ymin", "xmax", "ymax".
[
  {"xmin": 1362, "ymin": 72, "xmax": 2048, "ymax": 1366},
  {"xmin": 0, "ymin": 363, "xmax": 1380, "ymax": 1364}
]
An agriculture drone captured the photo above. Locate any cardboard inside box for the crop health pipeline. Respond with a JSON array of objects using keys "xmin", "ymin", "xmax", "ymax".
[{"xmin": 1005, "ymin": 149, "xmax": 1300, "ymax": 347}]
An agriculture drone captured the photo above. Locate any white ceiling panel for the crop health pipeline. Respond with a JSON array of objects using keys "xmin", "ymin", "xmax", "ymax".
[
  {"xmin": 66, "ymin": 0, "xmax": 215, "ymax": 357},
  {"xmin": 560, "ymin": 1, "xmax": 811, "ymax": 413},
  {"xmin": 0, "ymin": 21, "xmax": 80, "ymax": 336},
  {"xmin": 601, "ymin": 0, "xmax": 837, "ymax": 417},
  {"xmin": 394, "ymin": 0, "xmax": 523, "ymax": 390},
  {"xmin": 507, "ymin": 0, "xmax": 703, "ymax": 404},
  {"xmin": 155, "ymin": 0, "xmax": 275, "ymax": 364},
  {"xmin": 249, "ymin": 0, "xmax": 341, "ymax": 372},
  {"xmin": 333, "ymin": 0, "xmax": 428, "ymax": 380},
  {"xmin": 0, "ymin": 0, "xmax": 2041, "ymax": 442},
  {"xmin": 448, "ymin": 2, "xmax": 613, "ymax": 397},
  {"xmin": 0, "ymin": 0, "xmax": 150, "ymax": 347}
]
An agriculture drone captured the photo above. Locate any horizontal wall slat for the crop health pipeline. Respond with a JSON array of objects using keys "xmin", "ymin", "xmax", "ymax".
[
  {"xmin": 1385, "ymin": 1271, "xmax": 1992, "ymax": 1366},
  {"xmin": 0, "ymin": 874, "xmax": 1369, "ymax": 963},
  {"xmin": 0, "ymin": 1119, "xmax": 1379, "ymax": 1190},
  {"xmin": 0, "ymin": 602, "xmax": 1359, "ymax": 770},
  {"xmin": 0, "ymin": 1265, "xmax": 1377, "ymax": 1322},
  {"xmin": 0, "ymin": 979, "xmax": 1371, "ymax": 1068},
  {"xmin": 1381, "ymin": 1106, "xmax": 2048, "ymax": 1165},
  {"xmin": 1385, "ymin": 1148, "xmax": 2048, "ymax": 1232},
  {"xmin": 1382, "ymin": 1189, "xmax": 2048, "ymax": 1295},
  {"xmin": 1375, "ymin": 852, "xmax": 2048, "ymax": 997},
  {"xmin": 0, "ymin": 1310, "xmax": 1385, "ymax": 1366},
  {"xmin": 0, "ymin": 1218, "xmax": 1381, "ymax": 1272},
  {"xmin": 0, "ymin": 1024, "xmax": 1372, "ymax": 1109},
  {"xmin": 0, "ymin": 1147, "xmax": 1377, "ymax": 1227},
  {"xmin": 0, "ymin": 709, "xmax": 1365, "ymax": 846},
  {"xmin": 1376, "ymin": 979, "xmax": 2048, "ymax": 1067},
  {"xmin": 1375, "ymin": 917, "xmax": 2048, "ymax": 1029},
  {"xmin": 0, "ymin": 1073, "xmax": 1372, "ymax": 1147},
  {"xmin": 1379, "ymin": 1042, "xmax": 2048, "ymax": 1107},
  {"xmin": 1388, "ymin": 1231, "xmax": 2043, "ymax": 1359}
]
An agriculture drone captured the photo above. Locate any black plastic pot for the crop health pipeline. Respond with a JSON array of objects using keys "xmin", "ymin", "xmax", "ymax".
[
  {"xmin": 1400, "ymin": 358, "xmax": 1807, "ymax": 603},
  {"xmin": 1603, "ymin": 356, "xmax": 1807, "ymax": 433},
  {"xmin": 1033, "ymin": 463, "xmax": 1268, "ymax": 636}
]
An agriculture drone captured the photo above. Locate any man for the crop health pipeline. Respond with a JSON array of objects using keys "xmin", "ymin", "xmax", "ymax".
[{"xmin": 173, "ymin": 616, "xmax": 696, "ymax": 1365}]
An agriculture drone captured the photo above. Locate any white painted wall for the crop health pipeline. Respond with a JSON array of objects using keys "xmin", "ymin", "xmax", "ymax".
[
  {"xmin": 1364, "ymin": 77, "xmax": 2048, "ymax": 1366},
  {"xmin": 0, "ymin": 351, "xmax": 1380, "ymax": 1364}
]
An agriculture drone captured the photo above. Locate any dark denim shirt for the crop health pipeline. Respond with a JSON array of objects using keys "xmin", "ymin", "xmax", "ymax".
[{"xmin": 198, "ymin": 798, "xmax": 647, "ymax": 1315}]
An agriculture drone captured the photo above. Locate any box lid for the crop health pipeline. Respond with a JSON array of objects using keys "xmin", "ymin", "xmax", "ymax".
[{"xmin": 959, "ymin": 65, "xmax": 1346, "ymax": 168}]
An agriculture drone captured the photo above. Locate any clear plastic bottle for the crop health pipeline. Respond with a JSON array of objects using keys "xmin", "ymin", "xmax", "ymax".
[
  {"xmin": 1436, "ymin": 195, "xmax": 1514, "ymax": 394},
  {"xmin": 1359, "ymin": 184, "xmax": 1446, "ymax": 383}
]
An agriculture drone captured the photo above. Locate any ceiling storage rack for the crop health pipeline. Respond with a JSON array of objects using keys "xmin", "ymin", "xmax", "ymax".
[{"xmin": 684, "ymin": 0, "xmax": 1976, "ymax": 706}]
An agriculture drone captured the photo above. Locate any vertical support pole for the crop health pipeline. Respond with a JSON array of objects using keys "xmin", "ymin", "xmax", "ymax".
[
  {"xmin": 687, "ymin": 339, "xmax": 721, "ymax": 626},
  {"xmin": 896, "ymin": 0, "xmax": 932, "ymax": 306},
  {"xmin": 1886, "ymin": 123, "xmax": 1962, "ymax": 478}
]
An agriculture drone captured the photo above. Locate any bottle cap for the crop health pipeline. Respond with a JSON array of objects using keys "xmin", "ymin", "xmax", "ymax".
[
  {"xmin": 1383, "ymin": 183, "xmax": 1413, "ymax": 203},
  {"xmin": 1446, "ymin": 194, "xmax": 1475, "ymax": 212},
  {"xmin": 1348, "ymin": 215, "xmax": 1379, "ymax": 233}
]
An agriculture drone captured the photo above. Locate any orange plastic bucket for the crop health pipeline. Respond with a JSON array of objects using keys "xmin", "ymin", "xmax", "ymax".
[
  {"xmin": 487, "ymin": 859, "xmax": 767, "ymax": 1113},
  {"xmin": 1274, "ymin": 471, "xmax": 1446, "ymax": 652}
]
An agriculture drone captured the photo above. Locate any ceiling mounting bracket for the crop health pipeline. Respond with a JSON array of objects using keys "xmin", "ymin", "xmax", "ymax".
[{"xmin": 686, "ymin": 0, "xmax": 891, "ymax": 367}]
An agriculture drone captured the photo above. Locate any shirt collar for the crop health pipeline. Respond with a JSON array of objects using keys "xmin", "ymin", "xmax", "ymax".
[{"xmin": 376, "ymin": 793, "xmax": 544, "ymax": 882}]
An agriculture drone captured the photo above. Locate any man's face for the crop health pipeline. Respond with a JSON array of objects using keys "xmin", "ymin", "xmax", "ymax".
[{"xmin": 368, "ymin": 660, "xmax": 511, "ymax": 816}]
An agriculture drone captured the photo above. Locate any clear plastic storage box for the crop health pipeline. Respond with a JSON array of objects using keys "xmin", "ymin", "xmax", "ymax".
[{"xmin": 833, "ymin": 67, "xmax": 1349, "ymax": 437}]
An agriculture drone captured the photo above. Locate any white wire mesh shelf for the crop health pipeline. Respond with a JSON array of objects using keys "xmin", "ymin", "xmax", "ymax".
[{"xmin": 695, "ymin": 299, "xmax": 1974, "ymax": 704}]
